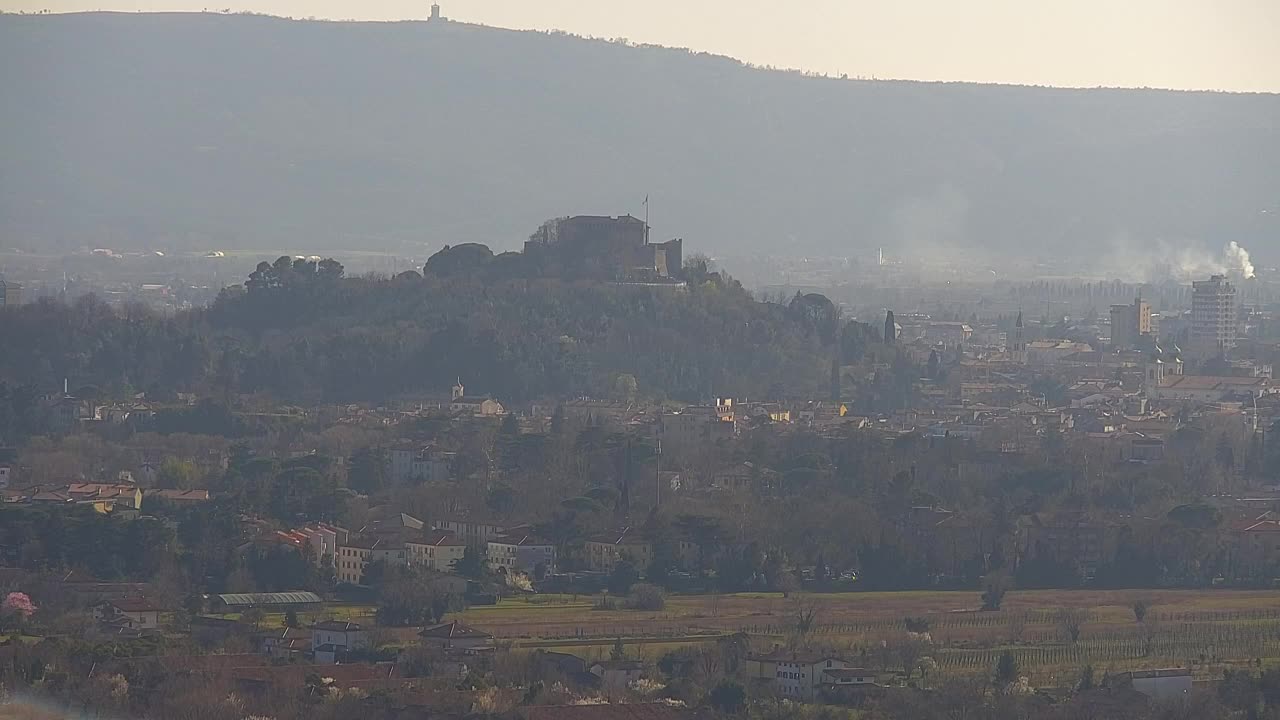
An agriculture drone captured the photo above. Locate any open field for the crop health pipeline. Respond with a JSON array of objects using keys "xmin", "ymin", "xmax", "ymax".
[
  {"xmin": 456, "ymin": 589, "xmax": 1280, "ymax": 639},
  {"xmin": 0, "ymin": 698, "xmax": 71, "ymax": 720},
  {"xmin": 198, "ymin": 589, "xmax": 1280, "ymax": 682},
  {"xmin": 455, "ymin": 589, "xmax": 1280, "ymax": 683}
]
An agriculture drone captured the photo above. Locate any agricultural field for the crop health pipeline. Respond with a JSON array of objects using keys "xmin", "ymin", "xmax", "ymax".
[
  {"xmin": 0, "ymin": 697, "xmax": 70, "ymax": 720},
  {"xmin": 192, "ymin": 589, "xmax": 1280, "ymax": 682},
  {"xmin": 457, "ymin": 589, "xmax": 1280, "ymax": 683}
]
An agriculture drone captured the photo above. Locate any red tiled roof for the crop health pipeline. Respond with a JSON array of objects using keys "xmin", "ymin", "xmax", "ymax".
[
  {"xmin": 343, "ymin": 536, "xmax": 383, "ymax": 550},
  {"xmin": 490, "ymin": 534, "xmax": 554, "ymax": 547},
  {"xmin": 259, "ymin": 530, "xmax": 307, "ymax": 548},
  {"xmin": 145, "ymin": 489, "xmax": 210, "ymax": 502},
  {"xmin": 409, "ymin": 531, "xmax": 466, "ymax": 547},
  {"xmin": 588, "ymin": 527, "xmax": 649, "ymax": 545},
  {"xmin": 31, "ymin": 491, "xmax": 72, "ymax": 503},
  {"xmin": 68, "ymin": 483, "xmax": 138, "ymax": 499}
]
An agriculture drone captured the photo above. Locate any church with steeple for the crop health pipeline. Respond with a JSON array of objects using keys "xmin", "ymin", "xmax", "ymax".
[
  {"xmin": 1142, "ymin": 342, "xmax": 1184, "ymax": 392},
  {"xmin": 1141, "ymin": 341, "xmax": 1268, "ymax": 402},
  {"xmin": 1009, "ymin": 311, "xmax": 1026, "ymax": 364}
]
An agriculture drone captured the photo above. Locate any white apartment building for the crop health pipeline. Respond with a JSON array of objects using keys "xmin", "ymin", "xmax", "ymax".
[{"xmin": 1190, "ymin": 275, "xmax": 1237, "ymax": 359}]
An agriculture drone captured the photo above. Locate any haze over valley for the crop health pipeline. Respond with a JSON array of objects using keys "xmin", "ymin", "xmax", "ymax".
[{"xmin": 2, "ymin": 11, "xmax": 1277, "ymax": 270}]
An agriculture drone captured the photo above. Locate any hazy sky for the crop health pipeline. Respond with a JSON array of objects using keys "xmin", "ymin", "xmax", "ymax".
[{"xmin": 6, "ymin": 0, "xmax": 1280, "ymax": 92}]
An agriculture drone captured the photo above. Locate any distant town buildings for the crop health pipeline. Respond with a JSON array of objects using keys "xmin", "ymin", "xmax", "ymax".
[
  {"xmin": 486, "ymin": 533, "xmax": 556, "ymax": 575},
  {"xmin": 897, "ymin": 319, "xmax": 972, "ymax": 347},
  {"xmin": 1026, "ymin": 340, "xmax": 1093, "ymax": 365},
  {"xmin": 744, "ymin": 650, "xmax": 875, "ymax": 701},
  {"xmin": 0, "ymin": 279, "xmax": 21, "ymax": 307},
  {"xmin": 1141, "ymin": 341, "xmax": 1272, "ymax": 401},
  {"xmin": 585, "ymin": 526, "xmax": 653, "ymax": 573},
  {"xmin": 448, "ymin": 380, "xmax": 506, "ymax": 417},
  {"xmin": 1110, "ymin": 297, "xmax": 1153, "ymax": 349},
  {"xmin": 388, "ymin": 445, "xmax": 453, "ymax": 484},
  {"xmin": 1190, "ymin": 274, "xmax": 1238, "ymax": 360},
  {"xmin": 1142, "ymin": 343, "xmax": 1182, "ymax": 390},
  {"xmin": 1010, "ymin": 311, "xmax": 1026, "ymax": 364},
  {"xmin": 406, "ymin": 530, "xmax": 467, "ymax": 573}
]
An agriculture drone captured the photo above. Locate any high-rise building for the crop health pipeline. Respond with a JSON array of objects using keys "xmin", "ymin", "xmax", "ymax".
[
  {"xmin": 1110, "ymin": 297, "xmax": 1152, "ymax": 349},
  {"xmin": 1190, "ymin": 275, "xmax": 1237, "ymax": 359}
]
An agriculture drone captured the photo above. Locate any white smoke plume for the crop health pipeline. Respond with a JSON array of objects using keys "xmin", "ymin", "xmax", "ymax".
[
  {"xmin": 1223, "ymin": 241, "xmax": 1255, "ymax": 279},
  {"xmin": 1097, "ymin": 235, "xmax": 1257, "ymax": 283}
]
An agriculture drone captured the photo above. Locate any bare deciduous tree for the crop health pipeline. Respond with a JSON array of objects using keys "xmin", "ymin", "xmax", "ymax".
[
  {"xmin": 1056, "ymin": 607, "xmax": 1089, "ymax": 644},
  {"xmin": 1132, "ymin": 597, "xmax": 1153, "ymax": 623},
  {"xmin": 788, "ymin": 595, "xmax": 820, "ymax": 650}
]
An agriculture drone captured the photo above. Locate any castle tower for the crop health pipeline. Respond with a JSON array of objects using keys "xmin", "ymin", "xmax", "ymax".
[{"xmin": 429, "ymin": 3, "xmax": 442, "ymax": 21}]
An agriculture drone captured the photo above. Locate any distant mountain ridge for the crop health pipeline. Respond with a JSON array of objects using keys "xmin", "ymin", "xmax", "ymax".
[{"xmin": 1, "ymin": 12, "xmax": 1277, "ymax": 263}]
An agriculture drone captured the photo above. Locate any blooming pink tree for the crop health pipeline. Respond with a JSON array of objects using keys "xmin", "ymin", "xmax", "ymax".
[{"xmin": 2, "ymin": 591, "xmax": 37, "ymax": 618}]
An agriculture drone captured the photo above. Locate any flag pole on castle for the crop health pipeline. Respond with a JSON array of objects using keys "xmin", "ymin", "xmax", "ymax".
[{"xmin": 643, "ymin": 194, "xmax": 649, "ymax": 243}]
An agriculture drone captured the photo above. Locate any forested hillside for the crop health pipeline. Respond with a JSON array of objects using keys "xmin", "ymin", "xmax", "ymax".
[
  {"xmin": 0, "ymin": 265, "xmax": 847, "ymax": 418},
  {"xmin": 1, "ymin": 12, "xmax": 1277, "ymax": 261}
]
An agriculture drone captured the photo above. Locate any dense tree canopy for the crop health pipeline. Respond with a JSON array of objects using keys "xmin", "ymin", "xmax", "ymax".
[{"xmin": 0, "ymin": 268, "xmax": 831, "ymax": 406}]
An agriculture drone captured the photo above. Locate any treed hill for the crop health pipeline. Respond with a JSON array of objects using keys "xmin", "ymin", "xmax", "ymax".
[
  {"xmin": 1, "ymin": 12, "xmax": 1278, "ymax": 261},
  {"xmin": 0, "ymin": 264, "xmax": 880, "ymax": 418}
]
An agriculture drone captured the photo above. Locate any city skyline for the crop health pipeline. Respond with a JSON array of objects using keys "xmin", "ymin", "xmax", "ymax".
[{"xmin": 4, "ymin": 0, "xmax": 1279, "ymax": 93}]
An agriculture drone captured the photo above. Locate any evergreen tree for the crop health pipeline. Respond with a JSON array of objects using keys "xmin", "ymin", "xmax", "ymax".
[{"xmin": 995, "ymin": 650, "xmax": 1019, "ymax": 683}]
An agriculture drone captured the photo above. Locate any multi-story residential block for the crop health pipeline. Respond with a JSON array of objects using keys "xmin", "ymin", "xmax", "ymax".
[
  {"xmin": 1190, "ymin": 275, "xmax": 1237, "ymax": 359},
  {"xmin": 745, "ymin": 651, "xmax": 859, "ymax": 701},
  {"xmin": 406, "ymin": 530, "xmax": 468, "ymax": 573},
  {"xmin": 336, "ymin": 536, "xmax": 406, "ymax": 585},
  {"xmin": 486, "ymin": 533, "xmax": 556, "ymax": 575},
  {"xmin": 585, "ymin": 527, "xmax": 652, "ymax": 573}
]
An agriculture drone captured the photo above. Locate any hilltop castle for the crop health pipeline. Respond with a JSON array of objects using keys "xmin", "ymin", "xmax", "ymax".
[{"xmin": 525, "ymin": 215, "xmax": 683, "ymax": 281}]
